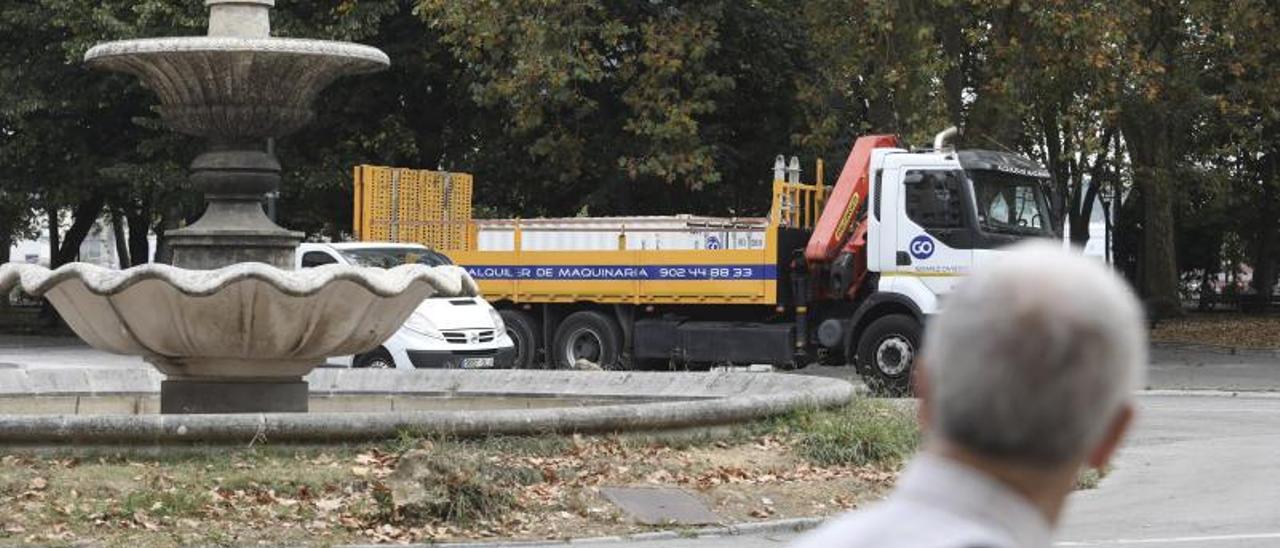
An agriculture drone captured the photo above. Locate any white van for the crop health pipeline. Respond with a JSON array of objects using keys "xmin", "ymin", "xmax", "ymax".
[{"xmin": 296, "ymin": 242, "xmax": 515, "ymax": 369}]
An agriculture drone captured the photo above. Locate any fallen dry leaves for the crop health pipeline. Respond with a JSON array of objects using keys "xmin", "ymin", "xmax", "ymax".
[
  {"xmin": 0, "ymin": 430, "xmax": 899, "ymax": 545},
  {"xmin": 1151, "ymin": 314, "xmax": 1280, "ymax": 349}
]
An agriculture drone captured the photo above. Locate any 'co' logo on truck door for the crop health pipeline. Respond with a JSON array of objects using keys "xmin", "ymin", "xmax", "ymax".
[{"xmin": 909, "ymin": 235, "xmax": 935, "ymax": 260}]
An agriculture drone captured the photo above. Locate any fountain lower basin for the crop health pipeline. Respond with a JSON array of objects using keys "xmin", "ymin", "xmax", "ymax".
[
  {"xmin": 0, "ymin": 369, "xmax": 855, "ymax": 444},
  {"xmin": 0, "ymin": 262, "xmax": 479, "ymax": 414}
]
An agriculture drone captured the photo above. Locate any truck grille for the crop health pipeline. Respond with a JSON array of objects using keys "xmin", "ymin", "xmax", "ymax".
[{"xmin": 441, "ymin": 329, "xmax": 496, "ymax": 345}]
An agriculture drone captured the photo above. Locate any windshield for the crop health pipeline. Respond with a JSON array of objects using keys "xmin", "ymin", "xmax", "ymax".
[
  {"xmin": 339, "ymin": 247, "xmax": 453, "ymax": 268},
  {"xmin": 969, "ymin": 171, "xmax": 1055, "ymax": 237}
]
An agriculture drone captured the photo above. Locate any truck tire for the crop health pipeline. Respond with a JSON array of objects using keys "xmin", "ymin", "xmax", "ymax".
[
  {"xmin": 553, "ymin": 311, "xmax": 624, "ymax": 370},
  {"xmin": 354, "ymin": 347, "xmax": 396, "ymax": 369},
  {"xmin": 856, "ymin": 314, "xmax": 921, "ymax": 396},
  {"xmin": 500, "ymin": 309, "xmax": 542, "ymax": 369}
]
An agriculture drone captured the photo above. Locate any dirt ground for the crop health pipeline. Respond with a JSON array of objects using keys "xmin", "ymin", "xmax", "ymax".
[{"xmin": 0, "ymin": 402, "xmax": 912, "ymax": 546}]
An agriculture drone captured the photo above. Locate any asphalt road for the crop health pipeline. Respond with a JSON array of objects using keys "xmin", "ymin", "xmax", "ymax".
[
  {"xmin": 796, "ymin": 344, "xmax": 1280, "ymax": 392},
  {"xmin": 4, "ymin": 336, "xmax": 1280, "ymax": 393}
]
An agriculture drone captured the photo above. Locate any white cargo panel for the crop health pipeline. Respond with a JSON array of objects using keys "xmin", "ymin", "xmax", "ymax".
[{"xmin": 475, "ymin": 215, "xmax": 768, "ymax": 252}]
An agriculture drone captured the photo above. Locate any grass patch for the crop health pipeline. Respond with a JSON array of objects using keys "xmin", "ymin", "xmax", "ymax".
[
  {"xmin": 782, "ymin": 399, "xmax": 920, "ymax": 467},
  {"xmin": 1075, "ymin": 466, "xmax": 1110, "ymax": 490},
  {"xmin": 121, "ymin": 490, "xmax": 208, "ymax": 519},
  {"xmin": 390, "ymin": 448, "xmax": 518, "ymax": 525}
]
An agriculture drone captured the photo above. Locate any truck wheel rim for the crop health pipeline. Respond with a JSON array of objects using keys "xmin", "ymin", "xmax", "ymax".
[
  {"xmin": 875, "ymin": 337, "xmax": 913, "ymax": 377},
  {"xmin": 366, "ymin": 357, "xmax": 392, "ymax": 369},
  {"xmin": 565, "ymin": 328, "xmax": 603, "ymax": 366}
]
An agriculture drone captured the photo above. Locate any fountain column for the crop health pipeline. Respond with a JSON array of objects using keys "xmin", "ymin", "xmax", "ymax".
[{"xmin": 166, "ymin": 0, "xmax": 302, "ymax": 271}]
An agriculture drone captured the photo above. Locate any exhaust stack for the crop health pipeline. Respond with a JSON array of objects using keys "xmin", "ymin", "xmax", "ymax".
[{"xmin": 933, "ymin": 126, "xmax": 960, "ymax": 151}]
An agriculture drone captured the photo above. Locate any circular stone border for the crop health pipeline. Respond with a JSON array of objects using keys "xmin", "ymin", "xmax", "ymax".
[{"xmin": 0, "ymin": 369, "xmax": 854, "ymax": 444}]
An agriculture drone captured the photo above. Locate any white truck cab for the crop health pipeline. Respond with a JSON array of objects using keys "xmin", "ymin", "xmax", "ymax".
[
  {"xmin": 843, "ymin": 144, "xmax": 1057, "ymax": 392},
  {"xmin": 867, "ymin": 147, "xmax": 1056, "ymax": 314},
  {"xmin": 297, "ymin": 242, "xmax": 515, "ymax": 369}
]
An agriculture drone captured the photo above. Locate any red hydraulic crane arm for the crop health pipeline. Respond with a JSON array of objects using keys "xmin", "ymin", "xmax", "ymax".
[{"xmin": 804, "ymin": 134, "xmax": 901, "ymax": 266}]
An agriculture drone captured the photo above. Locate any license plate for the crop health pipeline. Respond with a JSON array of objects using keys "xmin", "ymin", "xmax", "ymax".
[{"xmin": 461, "ymin": 357, "xmax": 494, "ymax": 369}]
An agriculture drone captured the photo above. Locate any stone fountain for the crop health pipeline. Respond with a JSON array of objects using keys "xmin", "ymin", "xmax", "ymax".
[{"xmin": 0, "ymin": 0, "xmax": 477, "ymax": 414}]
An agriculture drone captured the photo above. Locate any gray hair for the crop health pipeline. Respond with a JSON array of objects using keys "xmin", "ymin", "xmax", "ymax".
[{"xmin": 921, "ymin": 241, "xmax": 1147, "ymax": 465}]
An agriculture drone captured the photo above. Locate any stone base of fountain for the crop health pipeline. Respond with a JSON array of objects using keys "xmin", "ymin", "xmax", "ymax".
[
  {"xmin": 167, "ymin": 225, "xmax": 302, "ymax": 271},
  {"xmin": 161, "ymin": 378, "xmax": 307, "ymax": 414}
]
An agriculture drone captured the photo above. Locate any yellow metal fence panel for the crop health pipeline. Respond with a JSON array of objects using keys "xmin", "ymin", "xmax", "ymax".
[{"xmin": 353, "ymin": 165, "xmax": 474, "ymax": 250}]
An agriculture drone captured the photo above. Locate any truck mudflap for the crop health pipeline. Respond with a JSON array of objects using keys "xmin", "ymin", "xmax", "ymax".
[{"xmin": 633, "ymin": 319, "xmax": 795, "ymax": 367}]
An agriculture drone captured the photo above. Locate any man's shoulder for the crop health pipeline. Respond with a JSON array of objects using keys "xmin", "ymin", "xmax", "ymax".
[{"xmin": 790, "ymin": 501, "xmax": 1015, "ymax": 548}]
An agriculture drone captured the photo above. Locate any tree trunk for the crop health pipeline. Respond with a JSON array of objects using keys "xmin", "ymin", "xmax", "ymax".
[
  {"xmin": 110, "ymin": 211, "xmax": 130, "ymax": 268},
  {"xmin": 1121, "ymin": 97, "xmax": 1182, "ymax": 318},
  {"xmin": 153, "ymin": 207, "xmax": 180, "ymax": 265},
  {"xmin": 1141, "ymin": 165, "xmax": 1181, "ymax": 317},
  {"xmin": 126, "ymin": 210, "xmax": 150, "ymax": 266},
  {"xmin": 53, "ymin": 194, "xmax": 106, "ymax": 267},
  {"xmin": 46, "ymin": 206, "xmax": 59, "ymax": 267},
  {"xmin": 0, "ymin": 232, "xmax": 10, "ymax": 309},
  {"xmin": 1252, "ymin": 228, "xmax": 1278, "ymax": 308}
]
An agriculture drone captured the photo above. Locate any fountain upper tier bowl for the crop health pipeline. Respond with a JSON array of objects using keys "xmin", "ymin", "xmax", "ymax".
[{"xmin": 84, "ymin": 37, "xmax": 389, "ymax": 141}]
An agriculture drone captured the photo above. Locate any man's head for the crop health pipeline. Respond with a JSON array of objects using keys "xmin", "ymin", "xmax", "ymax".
[{"xmin": 919, "ymin": 242, "xmax": 1146, "ymax": 470}]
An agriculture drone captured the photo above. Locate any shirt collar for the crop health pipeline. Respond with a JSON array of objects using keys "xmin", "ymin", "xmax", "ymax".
[{"xmin": 894, "ymin": 453, "xmax": 1054, "ymax": 548}]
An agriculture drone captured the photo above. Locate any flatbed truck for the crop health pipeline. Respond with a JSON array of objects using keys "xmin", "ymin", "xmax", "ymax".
[{"xmin": 440, "ymin": 129, "xmax": 1056, "ymax": 392}]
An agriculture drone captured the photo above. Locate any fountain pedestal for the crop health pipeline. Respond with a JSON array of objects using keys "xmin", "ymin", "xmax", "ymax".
[
  {"xmin": 161, "ymin": 379, "xmax": 307, "ymax": 413},
  {"xmin": 167, "ymin": 147, "xmax": 302, "ymax": 270}
]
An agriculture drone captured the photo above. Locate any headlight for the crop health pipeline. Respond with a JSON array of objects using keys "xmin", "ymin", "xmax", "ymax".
[
  {"xmin": 404, "ymin": 312, "xmax": 443, "ymax": 339},
  {"xmin": 488, "ymin": 308, "xmax": 506, "ymax": 332}
]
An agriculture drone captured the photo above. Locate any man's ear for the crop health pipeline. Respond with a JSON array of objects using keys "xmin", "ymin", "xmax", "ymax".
[
  {"xmin": 914, "ymin": 359, "xmax": 933, "ymax": 433},
  {"xmin": 1087, "ymin": 403, "xmax": 1134, "ymax": 469}
]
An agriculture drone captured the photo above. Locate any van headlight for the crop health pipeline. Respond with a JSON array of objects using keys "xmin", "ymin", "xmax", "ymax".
[
  {"xmin": 404, "ymin": 312, "xmax": 443, "ymax": 339},
  {"xmin": 488, "ymin": 308, "xmax": 505, "ymax": 332}
]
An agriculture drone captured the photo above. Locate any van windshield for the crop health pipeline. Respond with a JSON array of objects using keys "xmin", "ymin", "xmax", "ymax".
[
  {"xmin": 969, "ymin": 171, "xmax": 1055, "ymax": 237},
  {"xmin": 340, "ymin": 248, "xmax": 454, "ymax": 268}
]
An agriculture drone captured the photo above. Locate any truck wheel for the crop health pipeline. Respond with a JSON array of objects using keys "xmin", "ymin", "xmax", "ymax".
[
  {"xmin": 354, "ymin": 347, "xmax": 396, "ymax": 369},
  {"xmin": 553, "ymin": 311, "xmax": 624, "ymax": 370},
  {"xmin": 856, "ymin": 314, "xmax": 921, "ymax": 396},
  {"xmin": 501, "ymin": 309, "xmax": 542, "ymax": 369}
]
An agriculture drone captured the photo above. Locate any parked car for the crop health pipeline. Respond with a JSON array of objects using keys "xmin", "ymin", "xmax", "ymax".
[{"xmin": 296, "ymin": 242, "xmax": 515, "ymax": 369}]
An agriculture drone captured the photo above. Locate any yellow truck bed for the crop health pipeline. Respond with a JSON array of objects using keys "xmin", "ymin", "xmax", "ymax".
[{"xmin": 352, "ymin": 162, "xmax": 825, "ymax": 307}]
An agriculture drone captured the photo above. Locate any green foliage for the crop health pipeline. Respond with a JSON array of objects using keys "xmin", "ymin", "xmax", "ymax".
[{"xmin": 1, "ymin": 0, "xmax": 1277, "ymax": 304}]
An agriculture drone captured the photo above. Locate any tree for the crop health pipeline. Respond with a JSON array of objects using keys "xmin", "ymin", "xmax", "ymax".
[{"xmin": 1194, "ymin": 0, "xmax": 1280, "ymax": 303}]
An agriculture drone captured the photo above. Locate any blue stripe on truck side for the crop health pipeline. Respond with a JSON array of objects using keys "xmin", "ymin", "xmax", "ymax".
[{"xmin": 463, "ymin": 265, "xmax": 778, "ymax": 281}]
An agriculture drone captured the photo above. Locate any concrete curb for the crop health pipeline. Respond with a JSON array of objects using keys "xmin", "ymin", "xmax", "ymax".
[
  {"xmin": 0, "ymin": 370, "xmax": 854, "ymax": 444},
  {"xmin": 1141, "ymin": 389, "xmax": 1280, "ymax": 399},
  {"xmin": 344, "ymin": 516, "xmax": 827, "ymax": 547},
  {"xmin": 1151, "ymin": 341, "xmax": 1280, "ymax": 359}
]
